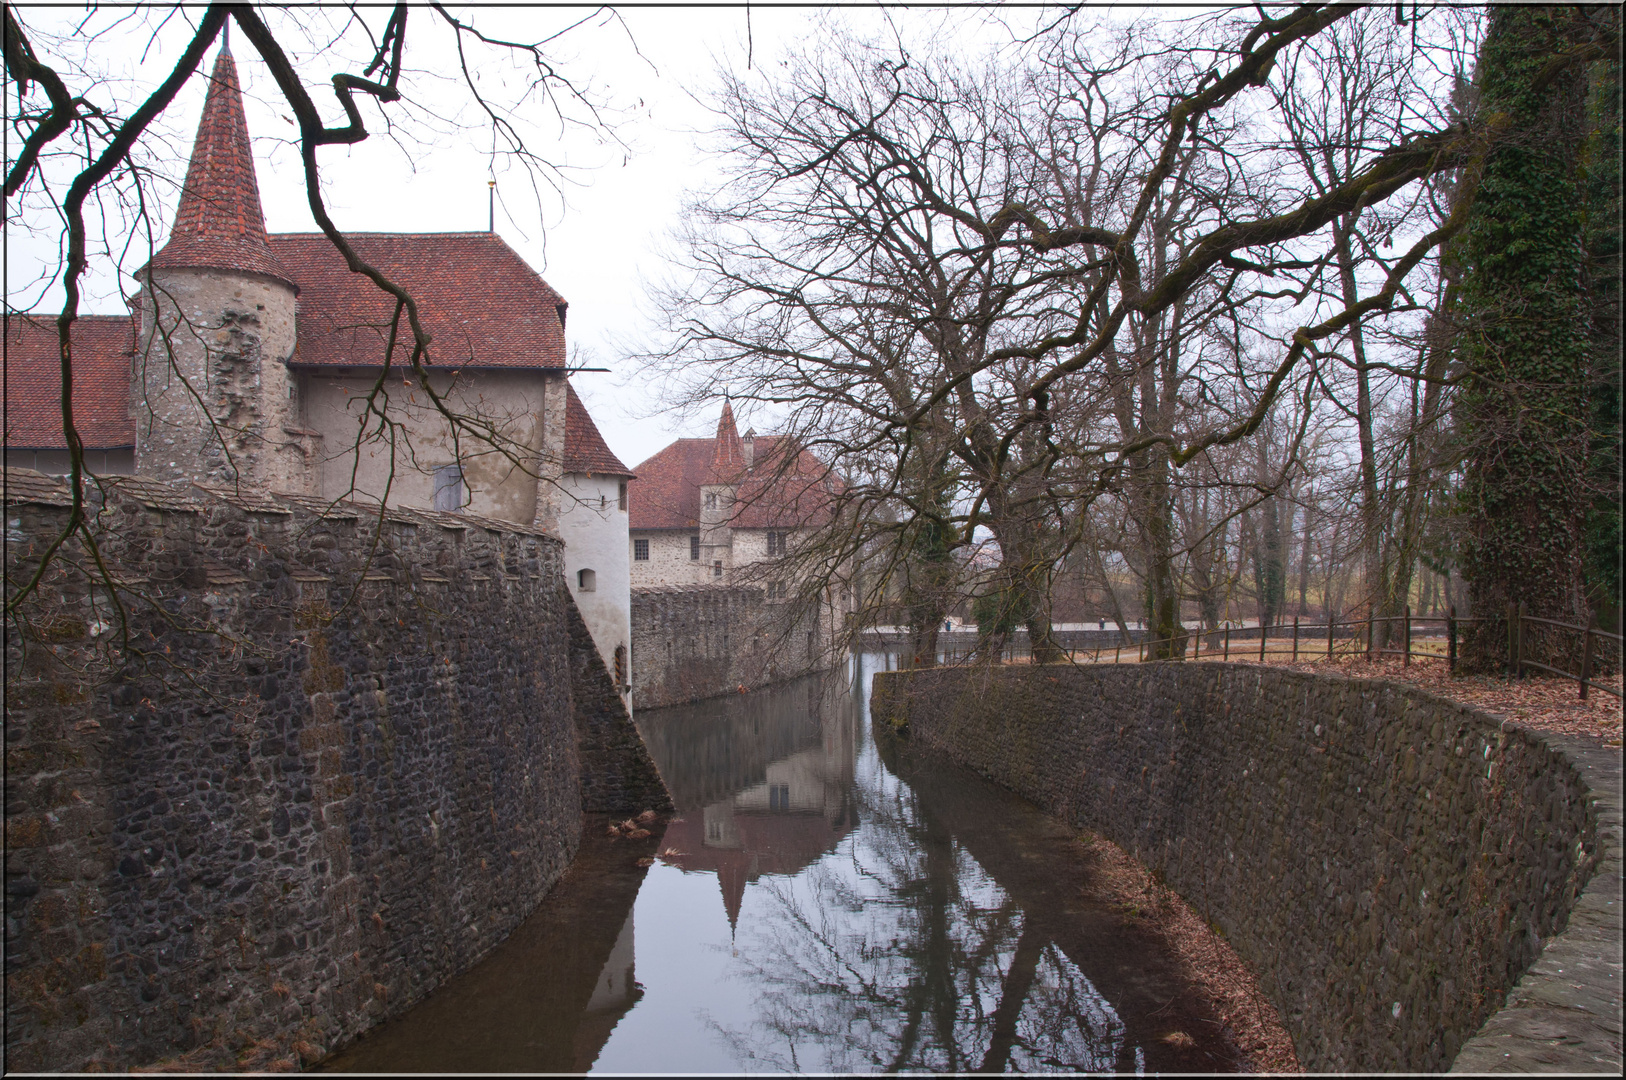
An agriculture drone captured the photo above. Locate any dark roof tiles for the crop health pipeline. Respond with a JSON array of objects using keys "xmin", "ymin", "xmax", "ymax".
[
  {"xmin": 563, "ymin": 384, "xmax": 632, "ymax": 477},
  {"xmin": 146, "ymin": 50, "xmax": 294, "ymax": 287},
  {"xmin": 269, "ymin": 232, "xmax": 567, "ymax": 371},
  {"xmin": 3, "ymin": 315, "xmax": 136, "ymax": 450},
  {"xmin": 628, "ymin": 406, "xmax": 839, "ymax": 532}
]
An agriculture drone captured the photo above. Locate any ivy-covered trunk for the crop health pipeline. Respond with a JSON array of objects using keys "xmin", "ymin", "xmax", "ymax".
[
  {"xmin": 1456, "ymin": 5, "xmax": 1594, "ymax": 673},
  {"xmin": 1581, "ymin": 21, "xmax": 1622, "ymax": 630}
]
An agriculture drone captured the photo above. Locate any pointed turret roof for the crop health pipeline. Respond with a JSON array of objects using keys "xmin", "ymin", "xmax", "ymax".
[
  {"xmin": 563, "ymin": 383, "xmax": 633, "ymax": 477},
  {"xmin": 147, "ymin": 47, "xmax": 294, "ymax": 288},
  {"xmin": 710, "ymin": 399, "xmax": 743, "ymax": 477}
]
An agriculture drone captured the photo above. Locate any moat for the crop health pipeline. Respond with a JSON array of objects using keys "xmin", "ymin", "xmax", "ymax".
[{"xmin": 321, "ymin": 655, "xmax": 1241, "ymax": 1073}]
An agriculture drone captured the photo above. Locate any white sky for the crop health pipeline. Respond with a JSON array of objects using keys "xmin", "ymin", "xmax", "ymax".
[{"xmin": 8, "ymin": 2, "xmax": 1063, "ymax": 471}]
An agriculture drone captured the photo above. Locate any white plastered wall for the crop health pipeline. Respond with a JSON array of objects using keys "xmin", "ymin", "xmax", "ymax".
[
  {"xmin": 299, "ymin": 368, "xmax": 560, "ymax": 523},
  {"xmin": 557, "ymin": 470, "xmax": 632, "ymax": 706}
]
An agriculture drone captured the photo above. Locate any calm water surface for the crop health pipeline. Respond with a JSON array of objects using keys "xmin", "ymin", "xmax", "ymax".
[{"xmin": 322, "ymin": 656, "xmax": 1236, "ymax": 1073}]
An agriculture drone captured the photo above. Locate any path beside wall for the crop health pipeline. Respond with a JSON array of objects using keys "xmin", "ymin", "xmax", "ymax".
[
  {"xmin": 630, "ymin": 585, "xmax": 825, "ymax": 709},
  {"xmin": 3, "ymin": 470, "xmax": 666, "ymax": 1071},
  {"xmin": 871, "ymin": 662, "xmax": 1620, "ymax": 1073}
]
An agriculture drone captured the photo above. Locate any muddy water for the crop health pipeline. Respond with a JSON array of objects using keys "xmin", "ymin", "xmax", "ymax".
[{"xmin": 321, "ymin": 655, "xmax": 1239, "ymax": 1073}]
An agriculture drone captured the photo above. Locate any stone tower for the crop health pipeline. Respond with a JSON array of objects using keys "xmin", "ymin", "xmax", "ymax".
[
  {"xmin": 698, "ymin": 399, "xmax": 744, "ymax": 578},
  {"xmin": 134, "ymin": 44, "xmax": 306, "ymax": 489}
]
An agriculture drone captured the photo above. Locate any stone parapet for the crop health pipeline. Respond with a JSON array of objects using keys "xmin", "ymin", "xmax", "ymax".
[
  {"xmin": 630, "ymin": 584, "xmax": 825, "ymax": 709},
  {"xmin": 871, "ymin": 662, "xmax": 1620, "ymax": 1073},
  {"xmin": 2, "ymin": 469, "xmax": 643, "ymax": 1070}
]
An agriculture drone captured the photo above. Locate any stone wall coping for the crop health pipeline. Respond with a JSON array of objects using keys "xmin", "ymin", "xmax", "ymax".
[
  {"xmin": 1449, "ymin": 725, "xmax": 1622, "ymax": 1074},
  {"xmin": 632, "ymin": 583, "xmax": 764, "ymax": 597},
  {"xmin": 1, "ymin": 469, "xmax": 561, "ymax": 541}
]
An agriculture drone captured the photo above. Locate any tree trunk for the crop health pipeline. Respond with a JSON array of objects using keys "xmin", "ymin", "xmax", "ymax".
[{"xmin": 1457, "ymin": 5, "xmax": 1594, "ymax": 673}]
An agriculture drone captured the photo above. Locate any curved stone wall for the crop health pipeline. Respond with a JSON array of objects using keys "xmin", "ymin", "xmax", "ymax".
[{"xmin": 871, "ymin": 662, "xmax": 1619, "ymax": 1072}]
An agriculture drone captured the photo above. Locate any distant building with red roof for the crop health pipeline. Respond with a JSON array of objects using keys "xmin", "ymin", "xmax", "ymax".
[
  {"xmin": 2, "ymin": 44, "xmax": 632, "ymax": 691},
  {"xmin": 628, "ymin": 400, "xmax": 841, "ymax": 593}
]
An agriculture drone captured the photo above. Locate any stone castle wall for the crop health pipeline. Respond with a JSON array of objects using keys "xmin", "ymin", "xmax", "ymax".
[
  {"xmin": 3, "ymin": 470, "xmax": 662, "ymax": 1071},
  {"xmin": 630, "ymin": 585, "xmax": 826, "ymax": 709},
  {"xmin": 871, "ymin": 663, "xmax": 1618, "ymax": 1072}
]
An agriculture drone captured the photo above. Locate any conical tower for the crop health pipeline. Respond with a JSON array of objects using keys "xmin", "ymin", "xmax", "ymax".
[
  {"xmin": 698, "ymin": 399, "xmax": 743, "ymax": 582},
  {"xmin": 134, "ymin": 44, "xmax": 308, "ymax": 489}
]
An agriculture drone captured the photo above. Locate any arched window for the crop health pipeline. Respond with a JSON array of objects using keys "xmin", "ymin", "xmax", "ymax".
[
  {"xmin": 614, "ymin": 644, "xmax": 628, "ymax": 688},
  {"xmin": 577, "ymin": 568, "xmax": 596, "ymax": 592}
]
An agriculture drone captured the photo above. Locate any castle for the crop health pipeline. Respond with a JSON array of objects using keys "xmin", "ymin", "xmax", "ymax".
[{"xmin": 3, "ymin": 45, "xmax": 634, "ymax": 694}]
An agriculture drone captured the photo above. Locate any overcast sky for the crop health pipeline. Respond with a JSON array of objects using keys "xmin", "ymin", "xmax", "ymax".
[{"xmin": 7, "ymin": 3, "xmax": 1092, "ymax": 469}]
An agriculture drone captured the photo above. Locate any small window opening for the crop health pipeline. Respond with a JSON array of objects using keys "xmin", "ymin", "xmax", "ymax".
[
  {"xmin": 690, "ymin": 535, "xmax": 701, "ymax": 560},
  {"xmin": 614, "ymin": 644, "xmax": 628, "ymax": 688},
  {"xmin": 704, "ymin": 492, "xmax": 717, "ymax": 510},
  {"xmin": 634, "ymin": 538, "xmax": 649, "ymax": 561},
  {"xmin": 577, "ymin": 568, "xmax": 597, "ymax": 592},
  {"xmin": 769, "ymin": 784, "xmax": 790, "ymax": 811},
  {"xmin": 618, "ymin": 482, "xmax": 628, "ymax": 511},
  {"xmin": 713, "ymin": 560, "xmax": 723, "ymax": 579},
  {"xmin": 433, "ymin": 463, "xmax": 464, "ymax": 512},
  {"xmin": 767, "ymin": 530, "xmax": 789, "ymax": 556}
]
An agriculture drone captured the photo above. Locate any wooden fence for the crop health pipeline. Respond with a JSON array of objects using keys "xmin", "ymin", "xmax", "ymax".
[{"xmin": 871, "ymin": 606, "xmax": 1622, "ymax": 701}]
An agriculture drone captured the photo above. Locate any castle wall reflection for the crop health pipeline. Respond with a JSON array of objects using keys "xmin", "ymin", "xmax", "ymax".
[{"xmin": 322, "ymin": 657, "xmax": 1241, "ymax": 1073}]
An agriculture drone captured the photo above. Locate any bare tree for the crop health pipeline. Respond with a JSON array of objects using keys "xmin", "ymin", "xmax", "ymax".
[{"xmin": 646, "ymin": 5, "xmax": 1492, "ymax": 668}]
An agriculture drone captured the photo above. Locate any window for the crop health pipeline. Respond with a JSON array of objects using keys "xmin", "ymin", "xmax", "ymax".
[
  {"xmin": 713, "ymin": 560, "xmax": 723, "ymax": 578},
  {"xmin": 704, "ymin": 492, "xmax": 717, "ymax": 510},
  {"xmin": 577, "ymin": 568, "xmax": 596, "ymax": 592},
  {"xmin": 769, "ymin": 784, "xmax": 790, "ymax": 811},
  {"xmin": 767, "ymin": 530, "xmax": 789, "ymax": 556},
  {"xmin": 690, "ymin": 535, "xmax": 701, "ymax": 560},
  {"xmin": 767, "ymin": 581, "xmax": 785, "ymax": 600},
  {"xmin": 618, "ymin": 482, "xmax": 628, "ymax": 511},
  {"xmin": 614, "ymin": 644, "xmax": 628, "ymax": 688},
  {"xmin": 432, "ymin": 463, "xmax": 464, "ymax": 512},
  {"xmin": 633, "ymin": 538, "xmax": 649, "ymax": 561}
]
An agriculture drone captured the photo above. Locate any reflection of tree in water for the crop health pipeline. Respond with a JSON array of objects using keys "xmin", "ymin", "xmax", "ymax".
[{"xmin": 709, "ymin": 768, "xmax": 1131, "ymax": 1073}]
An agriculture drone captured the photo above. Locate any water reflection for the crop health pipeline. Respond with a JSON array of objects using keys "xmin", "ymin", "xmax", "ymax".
[{"xmin": 322, "ymin": 656, "xmax": 1234, "ymax": 1073}]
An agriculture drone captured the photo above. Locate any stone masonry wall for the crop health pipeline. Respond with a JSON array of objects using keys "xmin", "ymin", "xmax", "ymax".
[
  {"xmin": 3, "ymin": 470, "xmax": 594, "ymax": 1071},
  {"xmin": 630, "ymin": 585, "xmax": 823, "ymax": 709},
  {"xmin": 871, "ymin": 663, "xmax": 1614, "ymax": 1072},
  {"xmin": 564, "ymin": 592, "xmax": 671, "ymax": 814}
]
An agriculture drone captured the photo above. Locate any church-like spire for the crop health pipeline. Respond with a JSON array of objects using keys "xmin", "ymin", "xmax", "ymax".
[
  {"xmin": 147, "ymin": 47, "xmax": 294, "ymax": 287},
  {"xmin": 711, "ymin": 398, "xmax": 743, "ymax": 475}
]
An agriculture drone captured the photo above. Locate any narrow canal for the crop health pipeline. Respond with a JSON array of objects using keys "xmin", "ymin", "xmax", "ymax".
[{"xmin": 322, "ymin": 656, "xmax": 1240, "ymax": 1073}]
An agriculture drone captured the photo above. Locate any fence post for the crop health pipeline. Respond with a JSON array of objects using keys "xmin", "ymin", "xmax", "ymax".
[
  {"xmin": 1224, "ymin": 627, "xmax": 1230, "ymax": 660},
  {"xmin": 1292, "ymin": 617, "xmax": 1299, "ymax": 663},
  {"xmin": 1447, "ymin": 606, "xmax": 1457, "ymax": 672},
  {"xmin": 1260, "ymin": 620, "xmax": 1268, "ymax": 662},
  {"xmin": 1403, "ymin": 604, "xmax": 1412, "ymax": 667},
  {"xmin": 1581, "ymin": 617, "xmax": 1593, "ymax": 701},
  {"xmin": 1515, "ymin": 601, "xmax": 1526, "ymax": 678}
]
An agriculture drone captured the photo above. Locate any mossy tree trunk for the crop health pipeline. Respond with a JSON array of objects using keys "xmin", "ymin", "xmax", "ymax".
[{"xmin": 1456, "ymin": 5, "xmax": 1596, "ymax": 673}]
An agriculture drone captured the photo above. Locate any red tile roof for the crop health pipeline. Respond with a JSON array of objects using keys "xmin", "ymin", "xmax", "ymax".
[
  {"xmin": 730, "ymin": 436, "xmax": 842, "ymax": 529},
  {"xmin": 269, "ymin": 233, "xmax": 568, "ymax": 370},
  {"xmin": 563, "ymin": 383, "xmax": 632, "ymax": 477},
  {"xmin": 146, "ymin": 49, "xmax": 294, "ymax": 288},
  {"xmin": 627, "ymin": 405, "xmax": 840, "ymax": 531},
  {"xmin": 712, "ymin": 399, "xmax": 743, "ymax": 472},
  {"xmin": 3, "ymin": 315, "xmax": 135, "ymax": 449},
  {"xmin": 627, "ymin": 438, "xmax": 712, "ymax": 529}
]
